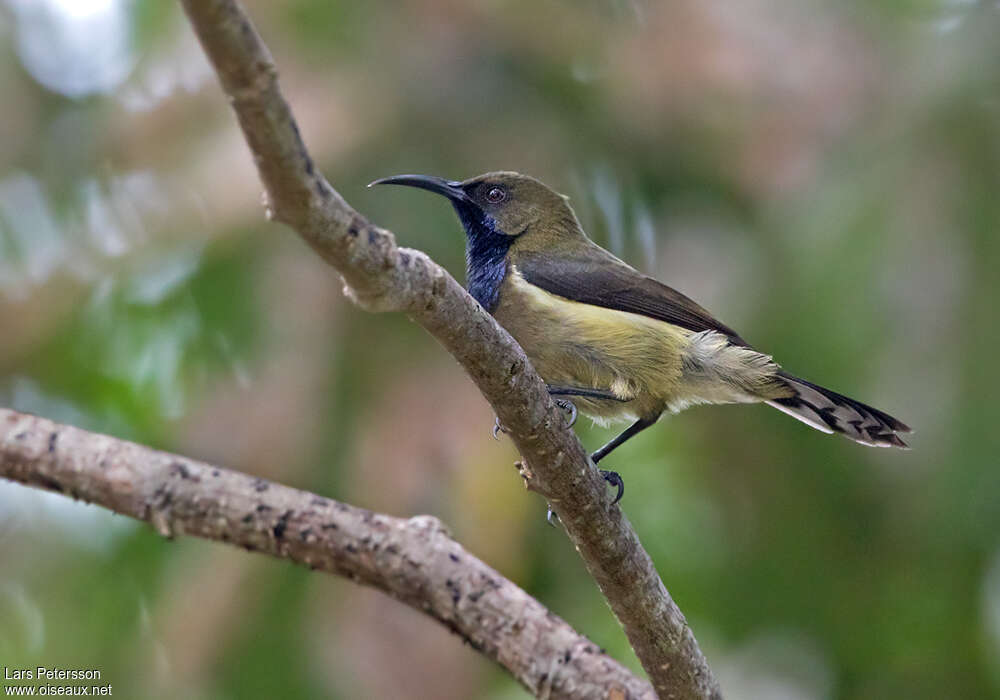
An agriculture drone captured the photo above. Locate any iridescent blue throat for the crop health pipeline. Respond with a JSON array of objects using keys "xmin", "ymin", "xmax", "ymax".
[{"xmin": 452, "ymin": 202, "xmax": 511, "ymax": 313}]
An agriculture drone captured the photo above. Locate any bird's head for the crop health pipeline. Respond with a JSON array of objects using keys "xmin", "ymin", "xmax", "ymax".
[{"xmin": 369, "ymin": 171, "xmax": 580, "ymax": 248}]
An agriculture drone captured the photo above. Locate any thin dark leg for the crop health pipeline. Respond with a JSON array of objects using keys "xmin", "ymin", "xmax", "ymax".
[
  {"xmin": 495, "ymin": 385, "xmax": 614, "ymax": 437},
  {"xmin": 591, "ymin": 416, "xmax": 657, "ymax": 463},
  {"xmin": 536, "ymin": 389, "xmax": 649, "ymax": 511},
  {"xmin": 547, "ymin": 385, "xmax": 629, "ymax": 402},
  {"xmin": 547, "ymin": 385, "xmax": 629, "ymax": 430},
  {"xmin": 588, "ymin": 415, "xmax": 658, "ymax": 506}
]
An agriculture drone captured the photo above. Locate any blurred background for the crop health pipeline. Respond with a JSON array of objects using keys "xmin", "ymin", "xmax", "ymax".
[{"xmin": 1, "ymin": 0, "xmax": 998, "ymax": 698}]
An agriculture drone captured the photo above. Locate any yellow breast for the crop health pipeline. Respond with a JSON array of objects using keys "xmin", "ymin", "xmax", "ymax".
[{"xmin": 493, "ymin": 267, "xmax": 690, "ymax": 422}]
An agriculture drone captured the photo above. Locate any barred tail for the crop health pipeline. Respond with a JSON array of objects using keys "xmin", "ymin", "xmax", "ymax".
[{"xmin": 767, "ymin": 372, "xmax": 911, "ymax": 449}]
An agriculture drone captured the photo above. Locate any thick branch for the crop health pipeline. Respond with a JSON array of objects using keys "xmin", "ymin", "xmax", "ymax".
[
  {"xmin": 178, "ymin": 2, "xmax": 721, "ymax": 698},
  {"xmin": 0, "ymin": 408, "xmax": 653, "ymax": 700}
]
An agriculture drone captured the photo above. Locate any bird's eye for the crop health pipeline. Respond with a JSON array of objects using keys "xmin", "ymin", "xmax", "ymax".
[{"xmin": 486, "ymin": 186, "xmax": 506, "ymax": 204}]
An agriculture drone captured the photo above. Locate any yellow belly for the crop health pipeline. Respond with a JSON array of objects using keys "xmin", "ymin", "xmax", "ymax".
[
  {"xmin": 494, "ymin": 269, "xmax": 689, "ymax": 423},
  {"xmin": 493, "ymin": 268, "xmax": 788, "ymax": 425}
]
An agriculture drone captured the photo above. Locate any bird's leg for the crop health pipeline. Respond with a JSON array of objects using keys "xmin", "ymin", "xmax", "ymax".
[
  {"xmin": 546, "ymin": 387, "xmax": 646, "ymax": 506},
  {"xmin": 497, "ymin": 386, "xmax": 645, "ymax": 511},
  {"xmin": 493, "ymin": 385, "xmax": 620, "ymax": 437},
  {"xmin": 546, "ymin": 384, "xmax": 629, "ymax": 430},
  {"xmin": 547, "ymin": 385, "xmax": 628, "ymax": 401},
  {"xmin": 589, "ymin": 415, "xmax": 657, "ymax": 505},
  {"xmin": 590, "ymin": 415, "xmax": 657, "ymax": 463}
]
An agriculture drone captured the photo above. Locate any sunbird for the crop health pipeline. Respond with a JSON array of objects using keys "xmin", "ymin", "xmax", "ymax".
[{"xmin": 371, "ymin": 172, "xmax": 910, "ymax": 502}]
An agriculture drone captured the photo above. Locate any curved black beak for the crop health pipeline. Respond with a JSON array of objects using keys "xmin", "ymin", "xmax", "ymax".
[{"xmin": 368, "ymin": 174, "xmax": 472, "ymax": 204}]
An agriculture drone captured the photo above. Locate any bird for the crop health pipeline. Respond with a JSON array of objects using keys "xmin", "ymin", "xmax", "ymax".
[{"xmin": 370, "ymin": 171, "xmax": 911, "ymax": 503}]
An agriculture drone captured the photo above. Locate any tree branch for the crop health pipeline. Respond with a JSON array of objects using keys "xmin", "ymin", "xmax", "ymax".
[
  {"xmin": 153, "ymin": 2, "xmax": 717, "ymax": 697},
  {"xmin": 0, "ymin": 408, "xmax": 654, "ymax": 699}
]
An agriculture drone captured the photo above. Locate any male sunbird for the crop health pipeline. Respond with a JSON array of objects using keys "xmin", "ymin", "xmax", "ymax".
[{"xmin": 371, "ymin": 171, "xmax": 910, "ymax": 502}]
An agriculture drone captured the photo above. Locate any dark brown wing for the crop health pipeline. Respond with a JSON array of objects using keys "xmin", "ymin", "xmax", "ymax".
[{"xmin": 516, "ymin": 247, "xmax": 748, "ymax": 346}]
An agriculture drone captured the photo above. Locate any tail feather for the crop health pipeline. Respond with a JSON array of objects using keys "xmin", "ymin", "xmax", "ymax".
[{"xmin": 767, "ymin": 373, "xmax": 911, "ymax": 449}]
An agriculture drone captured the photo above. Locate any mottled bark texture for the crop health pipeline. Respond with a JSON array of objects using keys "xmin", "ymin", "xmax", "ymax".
[{"xmin": 0, "ymin": 408, "xmax": 653, "ymax": 699}]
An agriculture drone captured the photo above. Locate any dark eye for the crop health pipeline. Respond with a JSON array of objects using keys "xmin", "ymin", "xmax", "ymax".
[{"xmin": 485, "ymin": 186, "xmax": 506, "ymax": 204}]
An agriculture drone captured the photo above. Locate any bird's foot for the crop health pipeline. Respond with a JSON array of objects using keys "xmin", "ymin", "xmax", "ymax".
[
  {"xmin": 554, "ymin": 398, "xmax": 577, "ymax": 428},
  {"xmin": 544, "ymin": 470, "xmax": 623, "ymax": 525},
  {"xmin": 599, "ymin": 469, "xmax": 625, "ymax": 505},
  {"xmin": 492, "ymin": 416, "xmax": 509, "ymax": 440}
]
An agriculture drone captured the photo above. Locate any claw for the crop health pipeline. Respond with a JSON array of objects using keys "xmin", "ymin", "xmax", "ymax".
[
  {"xmin": 600, "ymin": 469, "xmax": 625, "ymax": 505},
  {"xmin": 546, "ymin": 505, "xmax": 560, "ymax": 527},
  {"xmin": 554, "ymin": 399, "xmax": 578, "ymax": 428},
  {"xmin": 492, "ymin": 416, "xmax": 508, "ymax": 440}
]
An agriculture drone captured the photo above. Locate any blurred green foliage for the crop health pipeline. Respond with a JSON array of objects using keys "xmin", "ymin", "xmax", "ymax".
[{"xmin": 1, "ymin": 0, "xmax": 999, "ymax": 698}]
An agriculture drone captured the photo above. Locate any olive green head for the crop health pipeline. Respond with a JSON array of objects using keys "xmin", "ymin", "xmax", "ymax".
[{"xmin": 369, "ymin": 171, "xmax": 582, "ymax": 246}]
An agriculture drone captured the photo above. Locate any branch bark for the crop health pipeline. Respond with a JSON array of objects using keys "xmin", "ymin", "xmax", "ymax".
[
  {"xmin": 0, "ymin": 408, "xmax": 653, "ymax": 699},
  {"xmin": 65, "ymin": 2, "xmax": 718, "ymax": 697}
]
